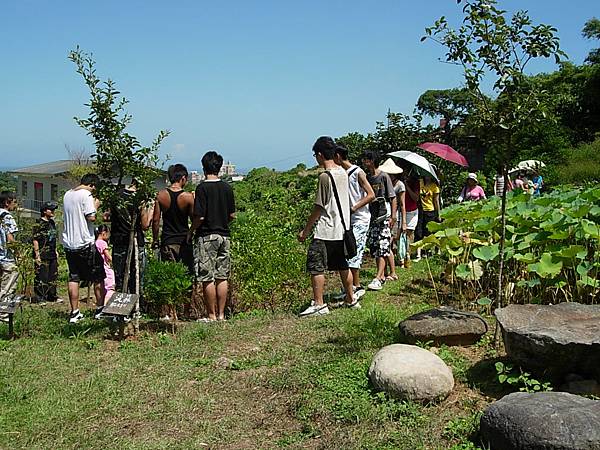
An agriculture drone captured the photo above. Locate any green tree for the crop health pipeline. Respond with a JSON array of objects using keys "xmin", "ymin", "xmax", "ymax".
[
  {"xmin": 424, "ymin": 0, "xmax": 566, "ymax": 307},
  {"xmin": 416, "ymin": 88, "xmax": 474, "ymax": 136},
  {"xmin": 69, "ymin": 47, "xmax": 169, "ymax": 322},
  {"xmin": 0, "ymin": 172, "xmax": 16, "ymax": 193},
  {"xmin": 583, "ymin": 17, "xmax": 600, "ymax": 65}
]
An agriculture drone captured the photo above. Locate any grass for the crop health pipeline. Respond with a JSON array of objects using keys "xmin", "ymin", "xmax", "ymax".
[{"xmin": 0, "ymin": 259, "xmax": 496, "ymax": 449}]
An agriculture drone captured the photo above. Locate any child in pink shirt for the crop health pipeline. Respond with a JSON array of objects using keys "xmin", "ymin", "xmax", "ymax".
[{"xmin": 95, "ymin": 225, "xmax": 115, "ymax": 303}]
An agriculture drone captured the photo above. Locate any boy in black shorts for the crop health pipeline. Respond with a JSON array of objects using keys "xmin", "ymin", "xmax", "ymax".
[{"xmin": 298, "ymin": 137, "xmax": 358, "ymax": 317}]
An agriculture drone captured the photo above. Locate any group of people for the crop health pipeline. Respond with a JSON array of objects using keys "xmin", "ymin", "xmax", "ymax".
[
  {"xmin": 0, "ymin": 151, "xmax": 235, "ymax": 324},
  {"xmin": 297, "ymin": 137, "xmax": 443, "ymax": 317},
  {"xmin": 1, "ymin": 140, "xmax": 546, "ymax": 323}
]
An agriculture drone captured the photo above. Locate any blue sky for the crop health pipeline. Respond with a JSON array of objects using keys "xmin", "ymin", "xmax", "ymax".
[{"xmin": 0, "ymin": 1, "xmax": 596, "ymax": 172}]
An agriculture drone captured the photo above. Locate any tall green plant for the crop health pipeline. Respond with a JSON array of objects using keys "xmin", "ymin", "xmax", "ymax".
[
  {"xmin": 424, "ymin": 0, "xmax": 567, "ymax": 307},
  {"xmin": 69, "ymin": 47, "xmax": 169, "ymax": 298}
]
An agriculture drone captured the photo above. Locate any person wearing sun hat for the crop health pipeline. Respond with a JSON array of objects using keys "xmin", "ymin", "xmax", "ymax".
[
  {"xmin": 380, "ymin": 158, "xmax": 407, "ymax": 275},
  {"xmin": 458, "ymin": 172, "xmax": 486, "ymax": 202}
]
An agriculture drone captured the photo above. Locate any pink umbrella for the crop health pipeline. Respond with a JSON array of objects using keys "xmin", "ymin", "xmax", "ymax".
[{"xmin": 418, "ymin": 142, "xmax": 469, "ymax": 167}]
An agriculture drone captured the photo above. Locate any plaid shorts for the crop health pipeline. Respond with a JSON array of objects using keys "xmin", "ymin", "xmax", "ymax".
[
  {"xmin": 368, "ymin": 221, "xmax": 392, "ymax": 258},
  {"xmin": 194, "ymin": 234, "xmax": 231, "ymax": 282}
]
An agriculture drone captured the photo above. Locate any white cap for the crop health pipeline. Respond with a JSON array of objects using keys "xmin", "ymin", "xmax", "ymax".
[{"xmin": 467, "ymin": 172, "xmax": 478, "ymax": 181}]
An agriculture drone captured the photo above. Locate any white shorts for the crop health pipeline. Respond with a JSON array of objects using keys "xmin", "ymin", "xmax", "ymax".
[{"xmin": 404, "ymin": 209, "xmax": 418, "ymax": 231}]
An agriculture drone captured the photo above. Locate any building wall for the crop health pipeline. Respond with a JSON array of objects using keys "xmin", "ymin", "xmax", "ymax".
[{"xmin": 16, "ymin": 174, "xmax": 75, "ymax": 217}]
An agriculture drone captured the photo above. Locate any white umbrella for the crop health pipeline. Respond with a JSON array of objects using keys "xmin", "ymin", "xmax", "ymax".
[
  {"xmin": 387, "ymin": 150, "xmax": 439, "ymax": 182},
  {"xmin": 509, "ymin": 159, "xmax": 546, "ymax": 173}
]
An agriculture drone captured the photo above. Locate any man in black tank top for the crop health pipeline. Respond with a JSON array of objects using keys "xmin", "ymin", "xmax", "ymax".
[{"xmin": 152, "ymin": 164, "xmax": 195, "ymax": 270}]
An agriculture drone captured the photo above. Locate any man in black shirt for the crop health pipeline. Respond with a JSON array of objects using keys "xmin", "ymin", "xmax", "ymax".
[
  {"xmin": 108, "ymin": 184, "xmax": 153, "ymax": 295},
  {"xmin": 190, "ymin": 151, "xmax": 235, "ymax": 322},
  {"xmin": 32, "ymin": 201, "xmax": 60, "ymax": 302}
]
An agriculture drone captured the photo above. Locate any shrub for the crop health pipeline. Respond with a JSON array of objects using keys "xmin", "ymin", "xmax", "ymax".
[{"xmin": 144, "ymin": 259, "xmax": 192, "ymax": 320}]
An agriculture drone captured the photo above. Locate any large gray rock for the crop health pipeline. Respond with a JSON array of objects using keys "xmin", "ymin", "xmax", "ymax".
[
  {"xmin": 368, "ymin": 344, "xmax": 454, "ymax": 402},
  {"xmin": 398, "ymin": 307, "xmax": 488, "ymax": 346},
  {"xmin": 480, "ymin": 392, "xmax": 600, "ymax": 450},
  {"xmin": 495, "ymin": 303, "xmax": 600, "ymax": 380}
]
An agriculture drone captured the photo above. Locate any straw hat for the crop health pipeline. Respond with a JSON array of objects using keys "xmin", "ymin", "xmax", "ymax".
[{"xmin": 379, "ymin": 158, "xmax": 403, "ymax": 174}]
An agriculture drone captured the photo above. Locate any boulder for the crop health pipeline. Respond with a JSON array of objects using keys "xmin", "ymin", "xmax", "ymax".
[
  {"xmin": 495, "ymin": 303, "xmax": 600, "ymax": 380},
  {"xmin": 398, "ymin": 307, "xmax": 488, "ymax": 346},
  {"xmin": 480, "ymin": 391, "xmax": 600, "ymax": 450},
  {"xmin": 368, "ymin": 344, "xmax": 454, "ymax": 402}
]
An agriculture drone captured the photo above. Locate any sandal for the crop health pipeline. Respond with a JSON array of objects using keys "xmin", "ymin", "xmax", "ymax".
[{"xmin": 385, "ymin": 274, "xmax": 399, "ymax": 281}]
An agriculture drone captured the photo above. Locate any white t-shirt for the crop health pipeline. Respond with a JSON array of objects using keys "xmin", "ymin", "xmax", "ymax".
[
  {"xmin": 62, "ymin": 188, "xmax": 96, "ymax": 250},
  {"xmin": 314, "ymin": 166, "xmax": 351, "ymax": 241},
  {"xmin": 347, "ymin": 165, "xmax": 371, "ymax": 226}
]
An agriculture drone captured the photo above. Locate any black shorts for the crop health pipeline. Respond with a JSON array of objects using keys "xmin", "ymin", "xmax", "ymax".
[
  {"xmin": 65, "ymin": 244, "xmax": 106, "ymax": 283},
  {"xmin": 306, "ymin": 239, "xmax": 349, "ymax": 275},
  {"xmin": 421, "ymin": 210, "xmax": 438, "ymax": 237}
]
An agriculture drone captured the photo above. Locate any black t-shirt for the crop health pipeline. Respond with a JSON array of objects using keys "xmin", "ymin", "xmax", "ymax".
[
  {"xmin": 194, "ymin": 180, "xmax": 235, "ymax": 237},
  {"xmin": 32, "ymin": 218, "xmax": 57, "ymax": 260},
  {"xmin": 110, "ymin": 189, "xmax": 145, "ymax": 247}
]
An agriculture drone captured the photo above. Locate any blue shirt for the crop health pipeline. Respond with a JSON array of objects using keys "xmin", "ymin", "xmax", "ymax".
[{"xmin": 532, "ymin": 175, "xmax": 543, "ymax": 196}]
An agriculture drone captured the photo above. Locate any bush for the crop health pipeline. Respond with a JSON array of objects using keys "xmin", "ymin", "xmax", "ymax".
[
  {"xmin": 230, "ymin": 165, "xmax": 317, "ymax": 312},
  {"xmin": 144, "ymin": 259, "xmax": 192, "ymax": 320}
]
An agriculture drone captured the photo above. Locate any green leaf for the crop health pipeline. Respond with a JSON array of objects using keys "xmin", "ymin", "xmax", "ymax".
[
  {"xmin": 455, "ymin": 260, "xmax": 483, "ymax": 281},
  {"xmin": 528, "ymin": 253, "xmax": 563, "ymax": 279},
  {"xmin": 557, "ymin": 245, "xmax": 587, "ymax": 260},
  {"xmin": 513, "ymin": 252, "xmax": 536, "ymax": 264},
  {"xmin": 472, "ymin": 244, "xmax": 500, "ymax": 261},
  {"xmin": 477, "ymin": 297, "xmax": 491, "ymax": 306}
]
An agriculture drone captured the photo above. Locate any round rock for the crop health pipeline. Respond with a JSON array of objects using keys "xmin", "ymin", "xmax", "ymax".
[
  {"xmin": 480, "ymin": 391, "xmax": 600, "ymax": 450},
  {"xmin": 398, "ymin": 307, "xmax": 488, "ymax": 346},
  {"xmin": 368, "ymin": 344, "xmax": 454, "ymax": 402}
]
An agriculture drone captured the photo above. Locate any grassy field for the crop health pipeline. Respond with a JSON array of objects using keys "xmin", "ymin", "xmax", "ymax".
[{"xmin": 0, "ymin": 261, "xmax": 505, "ymax": 449}]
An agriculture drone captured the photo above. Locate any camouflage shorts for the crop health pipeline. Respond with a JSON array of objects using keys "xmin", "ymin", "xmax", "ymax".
[{"xmin": 194, "ymin": 234, "xmax": 231, "ymax": 282}]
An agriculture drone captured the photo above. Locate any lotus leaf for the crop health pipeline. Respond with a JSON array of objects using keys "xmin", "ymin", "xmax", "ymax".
[
  {"xmin": 455, "ymin": 260, "xmax": 483, "ymax": 281},
  {"xmin": 557, "ymin": 245, "xmax": 587, "ymax": 260},
  {"xmin": 472, "ymin": 244, "xmax": 500, "ymax": 261},
  {"xmin": 528, "ymin": 253, "xmax": 563, "ymax": 278}
]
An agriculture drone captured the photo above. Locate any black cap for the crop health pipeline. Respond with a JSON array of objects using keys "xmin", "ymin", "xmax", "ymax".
[{"xmin": 40, "ymin": 201, "xmax": 58, "ymax": 213}]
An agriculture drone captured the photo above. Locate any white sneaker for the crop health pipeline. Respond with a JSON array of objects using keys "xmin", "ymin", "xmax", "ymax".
[
  {"xmin": 69, "ymin": 310, "xmax": 84, "ymax": 324},
  {"xmin": 299, "ymin": 304, "xmax": 330, "ymax": 317},
  {"xmin": 334, "ymin": 285, "xmax": 366, "ymax": 301},
  {"xmin": 344, "ymin": 299, "xmax": 362, "ymax": 310},
  {"xmin": 354, "ymin": 286, "xmax": 366, "ymax": 299},
  {"xmin": 367, "ymin": 278, "xmax": 383, "ymax": 291}
]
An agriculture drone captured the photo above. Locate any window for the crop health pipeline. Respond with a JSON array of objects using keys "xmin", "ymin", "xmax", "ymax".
[
  {"xmin": 34, "ymin": 182, "xmax": 43, "ymax": 202},
  {"xmin": 21, "ymin": 180, "xmax": 28, "ymax": 197},
  {"xmin": 51, "ymin": 184, "xmax": 58, "ymax": 201}
]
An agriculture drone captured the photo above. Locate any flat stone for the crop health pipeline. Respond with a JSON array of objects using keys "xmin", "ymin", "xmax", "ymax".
[
  {"xmin": 398, "ymin": 307, "xmax": 488, "ymax": 346},
  {"xmin": 495, "ymin": 303, "xmax": 600, "ymax": 380},
  {"xmin": 480, "ymin": 391, "xmax": 600, "ymax": 450},
  {"xmin": 368, "ymin": 344, "xmax": 454, "ymax": 402}
]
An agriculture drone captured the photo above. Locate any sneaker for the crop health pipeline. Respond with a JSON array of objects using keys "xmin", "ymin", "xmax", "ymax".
[
  {"xmin": 332, "ymin": 289, "xmax": 347, "ymax": 301},
  {"xmin": 367, "ymin": 278, "xmax": 383, "ymax": 291},
  {"xmin": 334, "ymin": 285, "xmax": 366, "ymax": 301},
  {"xmin": 69, "ymin": 310, "xmax": 84, "ymax": 324},
  {"xmin": 354, "ymin": 286, "xmax": 366, "ymax": 300},
  {"xmin": 344, "ymin": 299, "xmax": 362, "ymax": 309},
  {"xmin": 0, "ymin": 313, "xmax": 9, "ymax": 323},
  {"xmin": 93, "ymin": 307, "xmax": 105, "ymax": 320},
  {"xmin": 299, "ymin": 304, "xmax": 330, "ymax": 317}
]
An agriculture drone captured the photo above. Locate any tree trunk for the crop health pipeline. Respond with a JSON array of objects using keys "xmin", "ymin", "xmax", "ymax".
[
  {"xmin": 494, "ymin": 165, "xmax": 509, "ymax": 347},
  {"xmin": 121, "ymin": 210, "xmax": 137, "ymax": 295}
]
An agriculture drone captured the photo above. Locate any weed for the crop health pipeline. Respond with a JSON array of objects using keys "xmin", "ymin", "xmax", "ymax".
[{"xmin": 495, "ymin": 362, "xmax": 553, "ymax": 392}]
